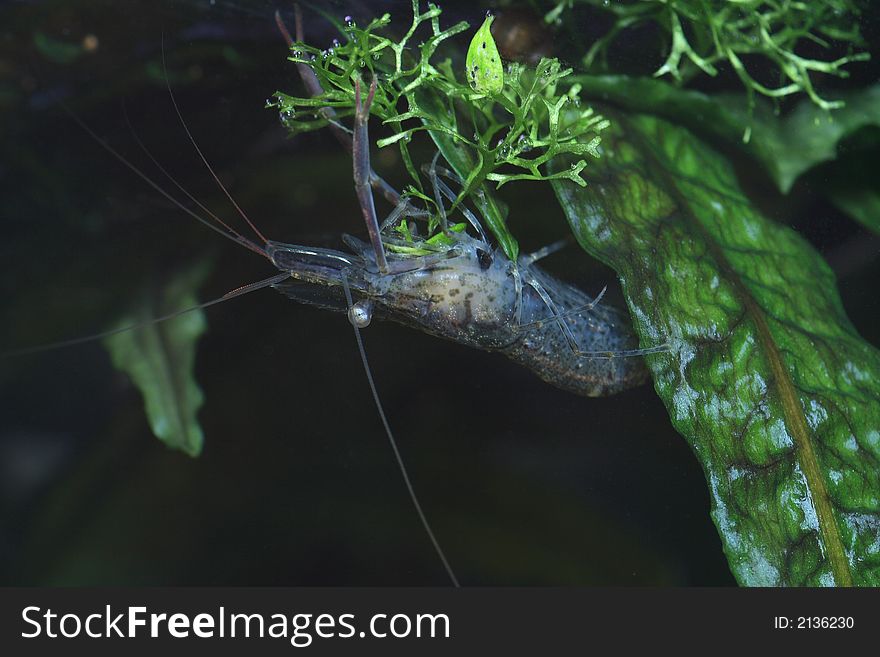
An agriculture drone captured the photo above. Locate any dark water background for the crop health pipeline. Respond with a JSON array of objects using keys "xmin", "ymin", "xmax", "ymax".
[{"xmin": 1, "ymin": 0, "xmax": 877, "ymax": 585}]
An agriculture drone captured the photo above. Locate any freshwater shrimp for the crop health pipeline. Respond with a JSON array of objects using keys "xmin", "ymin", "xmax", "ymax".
[
  {"xmin": 2, "ymin": 1, "xmax": 702, "ymax": 587},
  {"xmin": 268, "ymin": 7, "xmax": 663, "ymax": 399}
]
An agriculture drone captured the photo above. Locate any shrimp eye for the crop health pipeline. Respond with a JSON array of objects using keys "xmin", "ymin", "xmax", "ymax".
[
  {"xmin": 477, "ymin": 248, "xmax": 493, "ymax": 270},
  {"xmin": 348, "ymin": 300, "xmax": 374, "ymax": 329}
]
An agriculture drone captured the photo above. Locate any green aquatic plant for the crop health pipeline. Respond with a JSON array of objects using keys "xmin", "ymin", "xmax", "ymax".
[
  {"xmin": 272, "ymin": 1, "xmax": 609, "ymax": 260},
  {"xmin": 560, "ymin": 75, "xmax": 880, "ymax": 195},
  {"xmin": 550, "ymin": 113, "xmax": 880, "ymax": 586},
  {"xmin": 545, "ymin": 0, "xmax": 869, "ymax": 114},
  {"xmin": 103, "ymin": 259, "xmax": 212, "ymax": 457}
]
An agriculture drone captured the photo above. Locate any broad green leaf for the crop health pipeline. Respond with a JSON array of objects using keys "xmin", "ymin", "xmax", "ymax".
[
  {"xmin": 727, "ymin": 85, "xmax": 880, "ymax": 194},
  {"xmin": 551, "ymin": 113, "xmax": 880, "ymax": 586},
  {"xmin": 818, "ymin": 146, "xmax": 880, "ymax": 235},
  {"xmin": 572, "ymin": 75, "xmax": 880, "ymax": 197},
  {"xmin": 827, "ymin": 186, "xmax": 880, "ymax": 235},
  {"xmin": 466, "ymin": 15, "xmax": 503, "ymax": 95},
  {"xmin": 103, "ymin": 260, "xmax": 211, "ymax": 457},
  {"xmin": 33, "ymin": 31, "xmax": 84, "ymax": 65}
]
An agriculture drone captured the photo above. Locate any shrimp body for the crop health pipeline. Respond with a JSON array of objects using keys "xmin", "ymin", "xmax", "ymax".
[{"xmin": 268, "ymin": 231, "xmax": 649, "ymax": 397}]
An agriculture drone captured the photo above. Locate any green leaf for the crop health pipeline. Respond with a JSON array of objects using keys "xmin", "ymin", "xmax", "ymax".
[
  {"xmin": 551, "ymin": 112, "xmax": 880, "ymax": 586},
  {"xmin": 466, "ymin": 15, "xmax": 503, "ymax": 95},
  {"xmin": 33, "ymin": 31, "xmax": 84, "ymax": 65},
  {"xmin": 572, "ymin": 75, "xmax": 880, "ymax": 195},
  {"xmin": 819, "ymin": 140, "xmax": 880, "ymax": 235},
  {"xmin": 103, "ymin": 260, "xmax": 211, "ymax": 457},
  {"xmin": 827, "ymin": 186, "xmax": 880, "ymax": 235},
  {"xmin": 728, "ymin": 86, "xmax": 880, "ymax": 194}
]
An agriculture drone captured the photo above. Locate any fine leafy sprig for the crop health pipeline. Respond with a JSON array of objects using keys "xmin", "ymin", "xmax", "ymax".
[
  {"xmin": 271, "ymin": 1, "xmax": 609, "ymax": 261},
  {"xmin": 546, "ymin": 0, "xmax": 869, "ymax": 113}
]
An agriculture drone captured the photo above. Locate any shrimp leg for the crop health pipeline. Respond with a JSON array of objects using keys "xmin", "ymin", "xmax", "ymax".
[
  {"xmin": 423, "ymin": 155, "xmax": 492, "ymax": 250},
  {"xmin": 352, "ymin": 76, "xmax": 390, "ymax": 274}
]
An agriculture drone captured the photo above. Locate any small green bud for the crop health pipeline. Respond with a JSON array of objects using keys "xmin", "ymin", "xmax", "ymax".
[{"xmin": 466, "ymin": 14, "xmax": 503, "ymax": 95}]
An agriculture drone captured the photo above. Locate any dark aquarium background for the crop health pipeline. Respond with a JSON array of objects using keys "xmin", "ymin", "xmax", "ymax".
[{"xmin": 1, "ymin": 0, "xmax": 877, "ymax": 585}]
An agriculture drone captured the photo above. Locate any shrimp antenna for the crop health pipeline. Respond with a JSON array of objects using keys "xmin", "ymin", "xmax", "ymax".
[
  {"xmin": 121, "ymin": 102, "xmax": 263, "ymax": 253},
  {"xmin": 1, "ymin": 273, "xmax": 290, "ymax": 360},
  {"xmin": 160, "ymin": 34, "xmax": 269, "ymax": 245},
  {"xmin": 340, "ymin": 275, "xmax": 460, "ymax": 588},
  {"xmin": 63, "ymin": 105, "xmax": 268, "ymax": 258}
]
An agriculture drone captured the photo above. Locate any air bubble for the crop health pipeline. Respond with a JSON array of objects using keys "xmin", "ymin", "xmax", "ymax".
[{"xmin": 348, "ymin": 300, "xmax": 373, "ymax": 328}]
